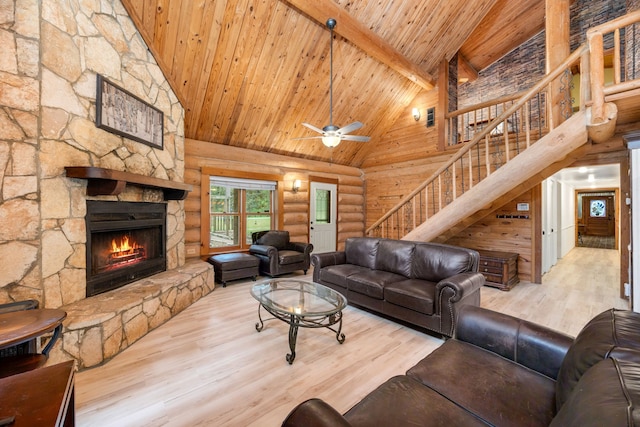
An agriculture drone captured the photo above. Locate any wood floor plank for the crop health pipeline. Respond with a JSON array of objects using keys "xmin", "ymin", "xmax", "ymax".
[{"xmin": 75, "ymin": 247, "xmax": 628, "ymax": 426}]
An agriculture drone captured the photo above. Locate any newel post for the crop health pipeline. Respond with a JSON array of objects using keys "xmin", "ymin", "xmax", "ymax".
[{"xmin": 588, "ymin": 31, "xmax": 606, "ymax": 124}]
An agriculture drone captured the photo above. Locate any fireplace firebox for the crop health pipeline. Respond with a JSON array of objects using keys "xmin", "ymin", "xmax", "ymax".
[{"xmin": 86, "ymin": 201, "xmax": 166, "ymax": 297}]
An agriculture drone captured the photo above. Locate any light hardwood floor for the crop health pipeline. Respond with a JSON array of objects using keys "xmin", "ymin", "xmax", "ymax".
[{"xmin": 75, "ymin": 247, "xmax": 628, "ymax": 426}]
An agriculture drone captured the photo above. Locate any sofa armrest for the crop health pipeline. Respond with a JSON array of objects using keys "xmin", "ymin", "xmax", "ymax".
[
  {"xmin": 311, "ymin": 251, "xmax": 346, "ymax": 269},
  {"xmin": 435, "ymin": 272, "xmax": 485, "ymax": 303},
  {"xmin": 282, "ymin": 398, "xmax": 351, "ymax": 427},
  {"xmin": 311, "ymin": 251, "xmax": 347, "ymax": 283},
  {"xmin": 249, "ymin": 244, "xmax": 277, "ymax": 257},
  {"xmin": 289, "ymin": 241, "xmax": 313, "ymax": 254},
  {"xmin": 455, "ymin": 305, "xmax": 574, "ymax": 380}
]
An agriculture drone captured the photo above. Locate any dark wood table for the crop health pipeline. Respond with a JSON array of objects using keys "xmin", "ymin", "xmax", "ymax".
[
  {"xmin": 0, "ymin": 308, "xmax": 66, "ymax": 353},
  {"xmin": 0, "ymin": 360, "xmax": 75, "ymax": 426},
  {"xmin": 0, "ymin": 309, "xmax": 67, "ymax": 378}
]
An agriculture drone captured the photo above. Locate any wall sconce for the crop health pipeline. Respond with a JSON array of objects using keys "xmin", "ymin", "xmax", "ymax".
[
  {"xmin": 292, "ymin": 179, "xmax": 301, "ymax": 193},
  {"xmin": 412, "ymin": 108, "xmax": 421, "ymax": 121}
]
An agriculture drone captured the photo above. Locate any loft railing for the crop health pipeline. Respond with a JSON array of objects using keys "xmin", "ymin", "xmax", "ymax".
[
  {"xmin": 587, "ymin": 10, "xmax": 640, "ymax": 123},
  {"xmin": 366, "ymin": 10, "xmax": 640, "ymax": 240}
]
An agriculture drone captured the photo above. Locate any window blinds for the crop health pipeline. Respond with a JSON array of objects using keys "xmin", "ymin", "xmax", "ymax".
[{"xmin": 210, "ymin": 176, "xmax": 277, "ymax": 191}]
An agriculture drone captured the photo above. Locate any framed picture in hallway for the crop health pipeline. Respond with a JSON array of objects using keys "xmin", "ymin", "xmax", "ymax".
[
  {"xmin": 590, "ymin": 199, "xmax": 606, "ymax": 217},
  {"xmin": 95, "ymin": 74, "xmax": 164, "ymax": 149}
]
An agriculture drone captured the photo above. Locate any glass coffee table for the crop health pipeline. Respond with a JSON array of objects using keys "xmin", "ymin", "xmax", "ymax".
[{"xmin": 250, "ymin": 279, "xmax": 347, "ymax": 364}]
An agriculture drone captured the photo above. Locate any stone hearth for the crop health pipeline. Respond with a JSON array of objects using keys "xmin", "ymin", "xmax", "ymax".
[{"xmin": 48, "ymin": 261, "xmax": 214, "ymax": 370}]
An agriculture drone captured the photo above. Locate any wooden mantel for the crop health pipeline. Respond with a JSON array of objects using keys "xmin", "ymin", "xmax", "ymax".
[{"xmin": 65, "ymin": 166, "xmax": 193, "ymax": 200}]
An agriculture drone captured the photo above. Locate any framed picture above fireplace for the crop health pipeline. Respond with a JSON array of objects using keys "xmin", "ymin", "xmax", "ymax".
[{"xmin": 95, "ymin": 74, "xmax": 164, "ymax": 149}]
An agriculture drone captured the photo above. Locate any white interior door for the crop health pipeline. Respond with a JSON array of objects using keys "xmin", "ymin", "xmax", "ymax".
[
  {"xmin": 631, "ymin": 146, "xmax": 640, "ymax": 311},
  {"xmin": 542, "ymin": 179, "xmax": 560, "ymax": 275},
  {"xmin": 310, "ymin": 181, "xmax": 337, "ymax": 253}
]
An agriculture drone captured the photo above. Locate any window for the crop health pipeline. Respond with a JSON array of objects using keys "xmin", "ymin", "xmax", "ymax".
[
  {"xmin": 314, "ymin": 189, "xmax": 331, "ymax": 224},
  {"xmin": 203, "ymin": 173, "xmax": 279, "ymax": 253},
  {"xmin": 590, "ymin": 199, "xmax": 606, "ymax": 217}
]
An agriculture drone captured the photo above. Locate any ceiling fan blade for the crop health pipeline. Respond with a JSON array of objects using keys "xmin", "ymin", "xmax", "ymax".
[
  {"xmin": 336, "ymin": 121, "xmax": 363, "ymax": 135},
  {"xmin": 341, "ymin": 134, "xmax": 370, "ymax": 142},
  {"xmin": 291, "ymin": 135, "xmax": 323, "ymax": 140},
  {"xmin": 302, "ymin": 122, "xmax": 325, "ymax": 134}
]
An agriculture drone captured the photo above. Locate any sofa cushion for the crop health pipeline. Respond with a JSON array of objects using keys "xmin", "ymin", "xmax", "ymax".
[
  {"xmin": 407, "ymin": 339, "xmax": 557, "ymax": 427},
  {"xmin": 318, "ymin": 264, "xmax": 369, "ymax": 289},
  {"xmin": 347, "ymin": 270, "xmax": 405, "ymax": 300},
  {"xmin": 550, "ymin": 358, "xmax": 640, "ymax": 427},
  {"xmin": 344, "ymin": 375, "xmax": 487, "ymax": 427},
  {"xmin": 344, "ymin": 237, "xmax": 380, "ymax": 270},
  {"xmin": 375, "ymin": 239, "xmax": 415, "ymax": 277},
  {"xmin": 256, "ymin": 230, "xmax": 289, "ymax": 249},
  {"xmin": 556, "ymin": 308, "xmax": 640, "ymax": 410},
  {"xmin": 278, "ymin": 250, "xmax": 305, "ymax": 265},
  {"xmin": 383, "ymin": 279, "xmax": 436, "ymax": 315},
  {"xmin": 412, "ymin": 243, "xmax": 475, "ymax": 282}
]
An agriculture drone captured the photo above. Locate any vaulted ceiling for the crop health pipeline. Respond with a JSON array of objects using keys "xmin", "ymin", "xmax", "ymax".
[{"xmin": 121, "ymin": 0, "xmax": 548, "ymax": 167}]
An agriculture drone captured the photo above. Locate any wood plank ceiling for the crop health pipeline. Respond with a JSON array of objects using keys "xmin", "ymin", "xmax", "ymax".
[{"xmin": 121, "ymin": 0, "xmax": 547, "ymax": 167}]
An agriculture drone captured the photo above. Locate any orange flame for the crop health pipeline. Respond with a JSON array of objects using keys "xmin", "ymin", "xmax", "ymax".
[{"xmin": 111, "ymin": 235, "xmax": 140, "ymax": 254}]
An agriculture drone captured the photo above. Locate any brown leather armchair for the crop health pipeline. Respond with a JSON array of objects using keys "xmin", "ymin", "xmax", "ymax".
[{"xmin": 249, "ymin": 230, "xmax": 313, "ymax": 277}]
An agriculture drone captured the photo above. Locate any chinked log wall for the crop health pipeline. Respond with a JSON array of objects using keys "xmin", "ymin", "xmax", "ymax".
[{"xmin": 184, "ymin": 138, "xmax": 364, "ymax": 258}]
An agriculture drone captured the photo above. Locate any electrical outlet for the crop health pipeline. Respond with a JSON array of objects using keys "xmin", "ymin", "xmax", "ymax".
[
  {"xmin": 624, "ymin": 283, "xmax": 631, "ymax": 297},
  {"xmin": 187, "ymin": 247, "xmax": 197, "ymax": 255}
]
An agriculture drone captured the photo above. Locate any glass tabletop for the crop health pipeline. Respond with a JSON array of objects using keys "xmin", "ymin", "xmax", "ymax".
[{"xmin": 250, "ymin": 279, "xmax": 347, "ymax": 317}]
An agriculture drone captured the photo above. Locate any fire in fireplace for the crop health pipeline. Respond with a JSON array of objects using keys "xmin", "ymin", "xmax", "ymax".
[{"xmin": 86, "ymin": 201, "xmax": 166, "ymax": 297}]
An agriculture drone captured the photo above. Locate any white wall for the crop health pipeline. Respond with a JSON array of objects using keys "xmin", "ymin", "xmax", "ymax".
[{"xmin": 559, "ymin": 180, "xmax": 577, "ymax": 258}]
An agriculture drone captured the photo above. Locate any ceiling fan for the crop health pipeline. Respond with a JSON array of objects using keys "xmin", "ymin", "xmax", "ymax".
[{"xmin": 294, "ymin": 18, "xmax": 371, "ymax": 148}]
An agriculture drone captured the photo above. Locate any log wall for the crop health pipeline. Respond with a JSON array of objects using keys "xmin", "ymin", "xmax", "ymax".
[
  {"xmin": 185, "ymin": 138, "xmax": 364, "ymax": 260},
  {"xmin": 445, "ymin": 190, "xmax": 536, "ymax": 283}
]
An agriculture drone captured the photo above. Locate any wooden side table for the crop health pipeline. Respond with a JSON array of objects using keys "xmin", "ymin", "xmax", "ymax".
[
  {"xmin": 0, "ymin": 308, "xmax": 67, "ymax": 378},
  {"xmin": 0, "ymin": 308, "xmax": 67, "ymax": 353},
  {"xmin": 0, "ymin": 360, "xmax": 75, "ymax": 426},
  {"xmin": 477, "ymin": 250, "xmax": 519, "ymax": 291}
]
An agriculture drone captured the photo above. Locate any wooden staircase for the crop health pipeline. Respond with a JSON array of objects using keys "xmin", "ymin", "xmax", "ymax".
[
  {"xmin": 405, "ymin": 111, "xmax": 588, "ymax": 243},
  {"xmin": 366, "ymin": 11, "xmax": 640, "ymax": 243}
]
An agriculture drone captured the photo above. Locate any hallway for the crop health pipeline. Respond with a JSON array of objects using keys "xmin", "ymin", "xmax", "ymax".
[{"xmin": 481, "ymin": 246, "xmax": 629, "ymax": 336}]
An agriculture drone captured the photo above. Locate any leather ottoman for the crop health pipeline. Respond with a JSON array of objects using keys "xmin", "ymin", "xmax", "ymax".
[{"xmin": 208, "ymin": 253, "xmax": 260, "ymax": 287}]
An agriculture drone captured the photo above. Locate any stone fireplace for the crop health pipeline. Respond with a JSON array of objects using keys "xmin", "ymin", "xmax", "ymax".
[
  {"xmin": 85, "ymin": 200, "xmax": 167, "ymax": 297},
  {"xmin": 0, "ymin": 0, "xmax": 214, "ymax": 370}
]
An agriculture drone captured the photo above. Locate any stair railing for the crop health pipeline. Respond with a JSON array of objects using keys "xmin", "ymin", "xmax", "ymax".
[{"xmin": 366, "ymin": 45, "xmax": 588, "ymax": 239}]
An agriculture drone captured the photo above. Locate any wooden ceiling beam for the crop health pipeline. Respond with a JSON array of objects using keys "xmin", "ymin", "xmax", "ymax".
[
  {"xmin": 282, "ymin": 0, "xmax": 436, "ymax": 91},
  {"xmin": 457, "ymin": 53, "xmax": 479, "ymax": 84}
]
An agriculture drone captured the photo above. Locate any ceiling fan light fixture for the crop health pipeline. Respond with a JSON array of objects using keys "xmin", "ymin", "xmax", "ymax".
[
  {"xmin": 292, "ymin": 18, "xmax": 370, "ymax": 148},
  {"xmin": 322, "ymin": 135, "xmax": 341, "ymax": 147}
]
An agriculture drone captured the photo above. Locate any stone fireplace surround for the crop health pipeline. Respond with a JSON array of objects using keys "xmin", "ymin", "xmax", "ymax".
[{"xmin": 46, "ymin": 169, "xmax": 214, "ymax": 371}]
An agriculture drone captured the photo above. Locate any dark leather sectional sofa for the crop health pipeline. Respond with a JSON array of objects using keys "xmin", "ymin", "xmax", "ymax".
[
  {"xmin": 282, "ymin": 306, "xmax": 640, "ymax": 426},
  {"xmin": 311, "ymin": 237, "xmax": 485, "ymax": 337}
]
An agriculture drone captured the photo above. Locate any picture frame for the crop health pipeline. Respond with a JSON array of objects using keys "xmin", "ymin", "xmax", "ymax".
[{"xmin": 95, "ymin": 74, "xmax": 164, "ymax": 149}]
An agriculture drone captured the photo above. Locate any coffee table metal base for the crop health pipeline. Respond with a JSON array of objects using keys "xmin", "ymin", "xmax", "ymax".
[{"xmin": 255, "ymin": 303, "xmax": 345, "ymax": 364}]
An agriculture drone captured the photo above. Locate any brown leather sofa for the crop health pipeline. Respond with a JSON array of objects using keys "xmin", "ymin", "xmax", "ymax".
[
  {"xmin": 249, "ymin": 230, "xmax": 313, "ymax": 277},
  {"xmin": 311, "ymin": 237, "xmax": 485, "ymax": 337},
  {"xmin": 282, "ymin": 306, "xmax": 640, "ymax": 427}
]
